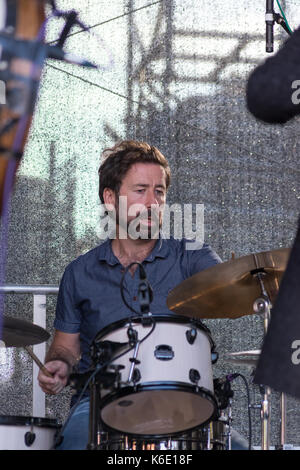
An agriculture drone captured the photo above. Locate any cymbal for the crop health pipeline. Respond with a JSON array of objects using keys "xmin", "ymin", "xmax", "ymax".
[
  {"xmin": 224, "ymin": 358, "xmax": 258, "ymax": 367},
  {"xmin": 227, "ymin": 349, "xmax": 261, "ymax": 357},
  {"xmin": 1, "ymin": 316, "xmax": 50, "ymax": 347},
  {"xmin": 224, "ymin": 350, "xmax": 261, "ymax": 368},
  {"xmin": 167, "ymin": 248, "xmax": 290, "ymax": 319}
]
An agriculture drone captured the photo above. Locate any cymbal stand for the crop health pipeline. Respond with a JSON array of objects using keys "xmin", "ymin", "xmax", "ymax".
[
  {"xmin": 252, "ymin": 270, "xmax": 272, "ymax": 450},
  {"xmin": 277, "ymin": 392, "xmax": 287, "ymax": 450},
  {"xmin": 86, "ymin": 372, "xmax": 100, "ymax": 450}
]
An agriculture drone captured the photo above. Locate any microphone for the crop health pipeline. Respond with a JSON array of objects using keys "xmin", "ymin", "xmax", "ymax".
[
  {"xmin": 137, "ymin": 264, "xmax": 153, "ymax": 314},
  {"xmin": 214, "ymin": 373, "xmax": 239, "ymax": 387},
  {"xmin": 266, "ymin": 0, "xmax": 275, "ymax": 53}
]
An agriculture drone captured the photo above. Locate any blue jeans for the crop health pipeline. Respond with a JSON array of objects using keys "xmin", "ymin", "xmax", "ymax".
[
  {"xmin": 56, "ymin": 397, "xmax": 90, "ymax": 450},
  {"xmin": 55, "ymin": 398, "xmax": 249, "ymax": 450}
]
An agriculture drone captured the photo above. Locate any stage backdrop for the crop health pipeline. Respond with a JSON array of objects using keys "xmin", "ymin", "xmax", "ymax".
[{"xmin": 1, "ymin": 0, "xmax": 300, "ymax": 448}]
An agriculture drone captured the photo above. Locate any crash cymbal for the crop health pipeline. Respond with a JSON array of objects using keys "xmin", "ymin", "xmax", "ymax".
[
  {"xmin": 224, "ymin": 357, "xmax": 259, "ymax": 367},
  {"xmin": 1, "ymin": 316, "xmax": 50, "ymax": 347},
  {"xmin": 167, "ymin": 248, "xmax": 290, "ymax": 319},
  {"xmin": 227, "ymin": 349, "xmax": 261, "ymax": 357},
  {"xmin": 224, "ymin": 350, "xmax": 261, "ymax": 367}
]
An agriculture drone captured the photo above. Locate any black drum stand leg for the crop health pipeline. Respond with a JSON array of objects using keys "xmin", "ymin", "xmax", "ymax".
[{"xmin": 87, "ymin": 377, "xmax": 100, "ymax": 450}]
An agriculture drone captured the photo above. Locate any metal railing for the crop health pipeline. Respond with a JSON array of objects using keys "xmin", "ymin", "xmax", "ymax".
[{"xmin": 0, "ymin": 285, "xmax": 59, "ymax": 418}]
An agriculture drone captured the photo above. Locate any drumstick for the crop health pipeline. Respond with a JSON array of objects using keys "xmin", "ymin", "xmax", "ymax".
[{"xmin": 24, "ymin": 345, "xmax": 54, "ymax": 378}]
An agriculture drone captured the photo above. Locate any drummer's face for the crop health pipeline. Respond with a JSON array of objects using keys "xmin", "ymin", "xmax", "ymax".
[{"xmin": 114, "ymin": 162, "xmax": 167, "ymax": 239}]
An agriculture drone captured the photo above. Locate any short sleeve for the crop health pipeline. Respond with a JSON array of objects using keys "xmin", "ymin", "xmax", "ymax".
[
  {"xmin": 53, "ymin": 264, "xmax": 82, "ymax": 333},
  {"xmin": 185, "ymin": 241, "xmax": 222, "ymax": 277}
]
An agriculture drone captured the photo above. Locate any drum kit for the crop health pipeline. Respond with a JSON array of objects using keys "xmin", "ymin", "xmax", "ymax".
[
  {"xmin": 0, "ymin": 246, "xmax": 292, "ymax": 450},
  {"xmin": 76, "ymin": 246, "xmax": 291, "ymax": 451}
]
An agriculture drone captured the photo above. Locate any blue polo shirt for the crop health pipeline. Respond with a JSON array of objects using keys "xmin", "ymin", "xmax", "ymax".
[{"xmin": 54, "ymin": 236, "xmax": 222, "ymax": 373}]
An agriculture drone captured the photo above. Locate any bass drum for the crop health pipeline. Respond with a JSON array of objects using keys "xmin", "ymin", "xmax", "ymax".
[
  {"xmin": 92, "ymin": 314, "xmax": 218, "ymax": 437},
  {"xmin": 0, "ymin": 415, "xmax": 60, "ymax": 450},
  {"xmin": 98, "ymin": 418, "xmax": 229, "ymax": 450}
]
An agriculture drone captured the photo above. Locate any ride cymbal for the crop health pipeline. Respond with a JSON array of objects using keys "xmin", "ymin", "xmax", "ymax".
[{"xmin": 167, "ymin": 248, "xmax": 290, "ymax": 319}]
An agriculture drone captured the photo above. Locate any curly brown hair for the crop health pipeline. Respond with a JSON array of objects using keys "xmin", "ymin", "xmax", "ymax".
[{"xmin": 98, "ymin": 140, "xmax": 171, "ymax": 203}]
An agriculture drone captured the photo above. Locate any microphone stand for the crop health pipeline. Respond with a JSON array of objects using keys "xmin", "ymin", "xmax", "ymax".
[
  {"xmin": 266, "ymin": 0, "xmax": 275, "ymax": 53},
  {"xmin": 266, "ymin": 0, "xmax": 292, "ymax": 54}
]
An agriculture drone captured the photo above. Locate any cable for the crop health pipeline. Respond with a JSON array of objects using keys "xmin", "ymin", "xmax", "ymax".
[
  {"xmin": 45, "ymin": 61, "xmax": 300, "ymax": 175},
  {"xmin": 120, "ymin": 261, "xmax": 153, "ymax": 316},
  {"xmin": 276, "ymin": 0, "xmax": 294, "ymax": 33},
  {"xmin": 234, "ymin": 373, "xmax": 252, "ymax": 451},
  {"xmin": 120, "ymin": 262, "xmax": 143, "ymax": 315},
  {"xmin": 47, "ymin": 62, "xmax": 140, "ymax": 102}
]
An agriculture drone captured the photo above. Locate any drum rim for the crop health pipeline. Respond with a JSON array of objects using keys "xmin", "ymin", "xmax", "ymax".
[
  {"xmin": 0, "ymin": 415, "xmax": 59, "ymax": 427},
  {"xmin": 99, "ymin": 381, "xmax": 218, "ymax": 438},
  {"xmin": 93, "ymin": 313, "xmax": 214, "ymax": 349}
]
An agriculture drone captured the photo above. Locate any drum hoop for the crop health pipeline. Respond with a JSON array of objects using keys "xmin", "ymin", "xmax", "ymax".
[
  {"xmin": 99, "ymin": 381, "xmax": 218, "ymax": 438},
  {"xmin": 94, "ymin": 313, "xmax": 214, "ymax": 349},
  {"xmin": 0, "ymin": 415, "xmax": 59, "ymax": 428}
]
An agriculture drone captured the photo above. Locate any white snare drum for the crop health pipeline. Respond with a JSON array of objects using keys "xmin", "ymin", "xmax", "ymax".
[
  {"xmin": 0, "ymin": 416, "xmax": 59, "ymax": 450},
  {"xmin": 92, "ymin": 314, "xmax": 218, "ymax": 437}
]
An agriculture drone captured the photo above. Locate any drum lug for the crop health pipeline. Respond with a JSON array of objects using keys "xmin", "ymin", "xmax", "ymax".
[
  {"xmin": 189, "ymin": 368, "xmax": 201, "ymax": 384},
  {"xmin": 186, "ymin": 328, "xmax": 197, "ymax": 345},
  {"xmin": 211, "ymin": 350, "xmax": 219, "ymax": 364},
  {"xmin": 132, "ymin": 368, "xmax": 141, "ymax": 384},
  {"xmin": 24, "ymin": 431, "xmax": 36, "ymax": 447}
]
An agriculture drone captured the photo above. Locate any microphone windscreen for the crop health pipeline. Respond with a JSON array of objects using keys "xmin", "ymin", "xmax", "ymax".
[{"xmin": 246, "ymin": 27, "xmax": 300, "ymax": 124}]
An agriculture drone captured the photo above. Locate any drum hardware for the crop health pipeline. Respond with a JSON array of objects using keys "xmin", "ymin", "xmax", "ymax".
[
  {"xmin": 154, "ymin": 344, "xmax": 174, "ymax": 361},
  {"xmin": 277, "ymin": 392, "xmax": 287, "ymax": 450},
  {"xmin": 189, "ymin": 369, "xmax": 201, "ymax": 385},
  {"xmin": 211, "ymin": 350, "xmax": 219, "ymax": 364},
  {"xmin": 251, "ymin": 267, "xmax": 272, "ymax": 451},
  {"xmin": 88, "ymin": 369, "xmax": 101, "ymax": 450},
  {"xmin": 68, "ymin": 365, "xmax": 125, "ymax": 451},
  {"xmin": 90, "ymin": 340, "xmax": 129, "ymax": 367},
  {"xmin": 213, "ymin": 374, "xmax": 234, "ymax": 450},
  {"xmin": 186, "ymin": 327, "xmax": 197, "ymax": 345},
  {"xmin": 128, "ymin": 340, "xmax": 141, "ymax": 384},
  {"xmin": 226, "ymin": 348, "xmax": 288, "ymax": 450},
  {"xmin": 24, "ymin": 428, "xmax": 36, "ymax": 447}
]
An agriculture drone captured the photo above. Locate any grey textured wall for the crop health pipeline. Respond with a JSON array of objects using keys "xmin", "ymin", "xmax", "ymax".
[{"xmin": 1, "ymin": 0, "xmax": 300, "ymax": 448}]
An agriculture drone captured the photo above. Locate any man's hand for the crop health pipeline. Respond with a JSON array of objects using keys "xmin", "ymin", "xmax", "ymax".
[
  {"xmin": 38, "ymin": 360, "xmax": 70, "ymax": 395},
  {"xmin": 37, "ymin": 330, "xmax": 80, "ymax": 395}
]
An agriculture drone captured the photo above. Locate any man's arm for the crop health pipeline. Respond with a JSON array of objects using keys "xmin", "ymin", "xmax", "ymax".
[{"xmin": 38, "ymin": 330, "xmax": 80, "ymax": 395}]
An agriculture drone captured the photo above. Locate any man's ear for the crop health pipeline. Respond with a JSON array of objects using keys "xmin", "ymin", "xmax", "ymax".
[{"xmin": 102, "ymin": 188, "xmax": 116, "ymax": 212}]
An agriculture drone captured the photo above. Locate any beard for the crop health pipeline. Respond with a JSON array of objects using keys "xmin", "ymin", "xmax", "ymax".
[{"xmin": 115, "ymin": 201, "xmax": 162, "ymax": 240}]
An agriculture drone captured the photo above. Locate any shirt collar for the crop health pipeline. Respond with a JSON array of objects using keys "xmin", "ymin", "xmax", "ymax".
[{"xmin": 97, "ymin": 234, "xmax": 170, "ymax": 266}]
